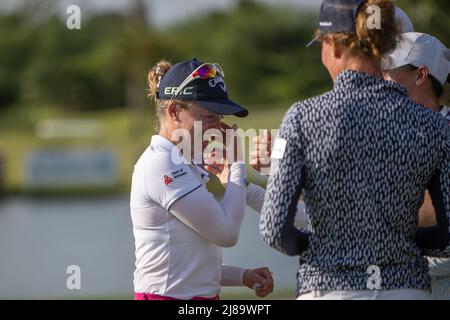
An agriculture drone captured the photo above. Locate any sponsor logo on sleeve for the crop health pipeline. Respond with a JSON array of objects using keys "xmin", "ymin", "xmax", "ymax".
[
  {"xmin": 163, "ymin": 175, "xmax": 173, "ymax": 185},
  {"xmin": 163, "ymin": 168, "xmax": 188, "ymax": 185}
]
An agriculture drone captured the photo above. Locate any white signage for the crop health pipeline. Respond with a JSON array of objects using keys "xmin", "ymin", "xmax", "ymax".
[{"xmin": 25, "ymin": 149, "xmax": 118, "ymax": 189}]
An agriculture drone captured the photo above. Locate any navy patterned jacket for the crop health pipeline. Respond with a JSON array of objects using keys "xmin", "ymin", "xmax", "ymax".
[{"xmin": 260, "ymin": 70, "xmax": 450, "ymax": 293}]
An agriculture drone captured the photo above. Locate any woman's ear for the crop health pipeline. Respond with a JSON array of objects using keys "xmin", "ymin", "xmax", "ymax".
[
  {"xmin": 167, "ymin": 102, "xmax": 180, "ymax": 122},
  {"xmin": 416, "ymin": 66, "xmax": 429, "ymax": 87},
  {"xmin": 332, "ymin": 40, "xmax": 343, "ymax": 59}
]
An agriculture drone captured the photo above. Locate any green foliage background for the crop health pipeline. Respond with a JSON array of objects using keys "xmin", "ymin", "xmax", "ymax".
[
  {"xmin": 0, "ymin": 0, "xmax": 448, "ymax": 113},
  {"xmin": 0, "ymin": 0, "xmax": 331, "ymax": 113},
  {"xmin": 0, "ymin": 0, "xmax": 448, "ymax": 193}
]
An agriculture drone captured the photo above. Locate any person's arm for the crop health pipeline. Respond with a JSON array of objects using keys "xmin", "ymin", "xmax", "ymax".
[
  {"xmin": 416, "ymin": 172, "xmax": 449, "ymax": 251},
  {"xmin": 418, "ymin": 191, "xmax": 436, "ymax": 227},
  {"xmin": 247, "ymin": 183, "xmax": 309, "ymax": 228},
  {"xmin": 221, "ymin": 265, "xmax": 274, "ymax": 297},
  {"xmin": 220, "ymin": 265, "xmax": 247, "ymax": 286},
  {"xmin": 169, "ymin": 162, "xmax": 246, "ymax": 247},
  {"xmin": 419, "ymin": 125, "xmax": 450, "ymax": 257},
  {"xmin": 204, "ymin": 147, "xmax": 310, "ymax": 228},
  {"xmin": 259, "ymin": 106, "xmax": 310, "ymax": 256}
]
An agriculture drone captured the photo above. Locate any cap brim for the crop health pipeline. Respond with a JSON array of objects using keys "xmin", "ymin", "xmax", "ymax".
[
  {"xmin": 197, "ymin": 99, "xmax": 248, "ymax": 117},
  {"xmin": 306, "ymin": 37, "xmax": 318, "ymax": 48},
  {"xmin": 381, "ymin": 56, "xmax": 406, "ymax": 72}
]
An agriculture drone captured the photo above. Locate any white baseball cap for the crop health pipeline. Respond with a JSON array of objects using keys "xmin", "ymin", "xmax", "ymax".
[
  {"xmin": 383, "ymin": 32, "xmax": 450, "ymax": 85},
  {"xmin": 395, "ymin": 7, "xmax": 414, "ymax": 34}
]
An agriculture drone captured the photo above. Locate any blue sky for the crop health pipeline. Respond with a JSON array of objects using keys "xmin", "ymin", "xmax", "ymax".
[{"xmin": 0, "ymin": 0, "xmax": 321, "ymax": 27}]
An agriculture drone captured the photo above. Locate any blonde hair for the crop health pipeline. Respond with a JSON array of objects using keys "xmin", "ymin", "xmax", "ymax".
[
  {"xmin": 317, "ymin": 0, "xmax": 399, "ymax": 61},
  {"xmin": 147, "ymin": 59, "xmax": 190, "ymax": 132}
]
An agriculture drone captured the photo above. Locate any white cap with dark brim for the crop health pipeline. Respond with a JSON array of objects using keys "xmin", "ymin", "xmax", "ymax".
[{"xmin": 383, "ymin": 32, "xmax": 450, "ymax": 85}]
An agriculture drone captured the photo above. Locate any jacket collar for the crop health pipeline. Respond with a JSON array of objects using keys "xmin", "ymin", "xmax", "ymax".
[{"xmin": 334, "ymin": 69, "xmax": 408, "ymax": 96}]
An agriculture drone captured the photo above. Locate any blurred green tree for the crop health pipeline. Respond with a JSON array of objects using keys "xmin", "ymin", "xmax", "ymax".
[
  {"xmin": 0, "ymin": 0, "xmax": 447, "ymax": 112},
  {"xmin": 396, "ymin": 0, "xmax": 450, "ymax": 45},
  {"xmin": 0, "ymin": 14, "xmax": 34, "ymax": 109},
  {"xmin": 21, "ymin": 14, "xmax": 127, "ymax": 110},
  {"xmin": 163, "ymin": 0, "xmax": 330, "ymax": 110}
]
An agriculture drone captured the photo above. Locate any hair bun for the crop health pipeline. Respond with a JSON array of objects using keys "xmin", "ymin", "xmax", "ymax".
[{"xmin": 147, "ymin": 60, "xmax": 172, "ymax": 101}]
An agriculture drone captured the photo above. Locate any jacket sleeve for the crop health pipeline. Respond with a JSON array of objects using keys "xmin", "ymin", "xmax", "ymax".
[
  {"xmin": 259, "ymin": 105, "xmax": 310, "ymax": 256},
  {"xmin": 246, "ymin": 183, "xmax": 309, "ymax": 228}
]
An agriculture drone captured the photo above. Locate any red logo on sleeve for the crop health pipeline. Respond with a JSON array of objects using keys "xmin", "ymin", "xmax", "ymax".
[{"xmin": 163, "ymin": 175, "xmax": 173, "ymax": 185}]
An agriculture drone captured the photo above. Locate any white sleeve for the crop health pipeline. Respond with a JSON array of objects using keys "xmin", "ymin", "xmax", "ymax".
[
  {"xmin": 220, "ymin": 265, "xmax": 246, "ymax": 286},
  {"xmin": 169, "ymin": 163, "xmax": 247, "ymax": 247},
  {"xmin": 246, "ymin": 183, "xmax": 266, "ymax": 213},
  {"xmin": 246, "ymin": 183, "xmax": 309, "ymax": 228},
  {"xmin": 133, "ymin": 152, "xmax": 202, "ymax": 210}
]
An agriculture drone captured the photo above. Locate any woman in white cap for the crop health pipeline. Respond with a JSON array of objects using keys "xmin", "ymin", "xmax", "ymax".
[
  {"xmin": 259, "ymin": 0, "xmax": 450, "ymax": 300},
  {"xmin": 383, "ymin": 32, "xmax": 450, "ymax": 300},
  {"xmin": 383, "ymin": 32, "xmax": 450, "ymax": 120},
  {"xmin": 130, "ymin": 58, "xmax": 273, "ymax": 300}
]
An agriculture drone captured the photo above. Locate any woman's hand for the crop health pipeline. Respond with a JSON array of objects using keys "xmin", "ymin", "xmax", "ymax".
[
  {"xmin": 204, "ymin": 122, "xmax": 244, "ymax": 186},
  {"xmin": 204, "ymin": 149, "xmax": 229, "ymax": 187},
  {"xmin": 221, "ymin": 122, "xmax": 244, "ymax": 164},
  {"xmin": 250, "ymin": 129, "xmax": 272, "ymax": 175},
  {"xmin": 242, "ymin": 267, "xmax": 274, "ymax": 298}
]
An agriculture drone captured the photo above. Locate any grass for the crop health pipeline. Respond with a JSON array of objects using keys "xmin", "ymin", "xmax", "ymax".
[{"xmin": 0, "ymin": 105, "xmax": 288, "ymax": 195}]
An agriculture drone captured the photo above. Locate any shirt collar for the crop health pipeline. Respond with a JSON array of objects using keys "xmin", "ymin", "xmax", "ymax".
[
  {"xmin": 334, "ymin": 69, "xmax": 408, "ymax": 96},
  {"xmin": 440, "ymin": 105, "xmax": 449, "ymax": 118},
  {"xmin": 150, "ymin": 135, "xmax": 186, "ymax": 164},
  {"xmin": 150, "ymin": 135, "xmax": 210, "ymax": 178},
  {"xmin": 150, "ymin": 135, "xmax": 176, "ymax": 152}
]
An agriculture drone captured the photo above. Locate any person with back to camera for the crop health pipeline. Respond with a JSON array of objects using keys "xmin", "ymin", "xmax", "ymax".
[
  {"xmin": 259, "ymin": 0, "xmax": 450, "ymax": 300},
  {"xmin": 248, "ymin": 8, "xmax": 450, "ymax": 300}
]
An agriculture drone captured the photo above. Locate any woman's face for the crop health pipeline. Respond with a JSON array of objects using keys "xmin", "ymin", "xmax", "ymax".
[
  {"xmin": 384, "ymin": 67, "xmax": 419, "ymax": 100},
  {"xmin": 321, "ymin": 38, "xmax": 344, "ymax": 81},
  {"xmin": 177, "ymin": 102, "xmax": 222, "ymax": 151},
  {"xmin": 383, "ymin": 66, "xmax": 438, "ymax": 110},
  {"xmin": 321, "ymin": 40, "xmax": 336, "ymax": 80}
]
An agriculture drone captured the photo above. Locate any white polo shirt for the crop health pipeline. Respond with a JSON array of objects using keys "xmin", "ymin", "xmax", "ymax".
[{"xmin": 130, "ymin": 135, "xmax": 223, "ymax": 299}]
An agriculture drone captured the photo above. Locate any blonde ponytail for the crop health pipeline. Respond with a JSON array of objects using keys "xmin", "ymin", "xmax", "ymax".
[
  {"xmin": 318, "ymin": 0, "xmax": 399, "ymax": 61},
  {"xmin": 147, "ymin": 59, "xmax": 172, "ymax": 102}
]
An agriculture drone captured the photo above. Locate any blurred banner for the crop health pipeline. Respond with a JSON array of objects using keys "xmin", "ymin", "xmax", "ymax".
[{"xmin": 25, "ymin": 149, "xmax": 118, "ymax": 190}]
